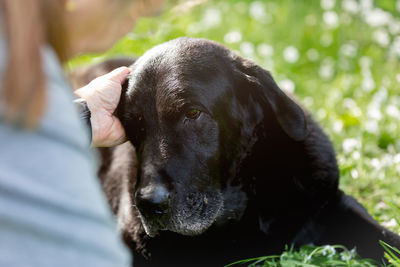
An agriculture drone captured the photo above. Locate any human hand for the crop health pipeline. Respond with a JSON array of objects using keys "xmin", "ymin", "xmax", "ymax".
[{"xmin": 74, "ymin": 66, "xmax": 131, "ymax": 147}]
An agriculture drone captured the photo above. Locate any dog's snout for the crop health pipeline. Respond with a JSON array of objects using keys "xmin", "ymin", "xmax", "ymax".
[{"xmin": 136, "ymin": 185, "xmax": 170, "ymax": 216}]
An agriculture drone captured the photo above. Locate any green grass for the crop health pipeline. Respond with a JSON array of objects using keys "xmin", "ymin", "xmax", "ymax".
[
  {"xmin": 68, "ymin": 0, "xmax": 400, "ymax": 264},
  {"xmin": 224, "ymin": 241, "xmax": 400, "ymax": 267},
  {"xmin": 225, "ymin": 245, "xmax": 378, "ymax": 267},
  {"xmin": 381, "ymin": 241, "xmax": 400, "ymax": 266}
]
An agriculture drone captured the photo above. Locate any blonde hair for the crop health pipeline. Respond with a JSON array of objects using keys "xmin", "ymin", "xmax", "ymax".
[{"xmin": 0, "ymin": 0, "xmax": 67, "ymax": 128}]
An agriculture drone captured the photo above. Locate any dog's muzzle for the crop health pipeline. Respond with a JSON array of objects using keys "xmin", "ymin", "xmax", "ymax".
[{"xmin": 135, "ymin": 184, "xmax": 171, "ymax": 236}]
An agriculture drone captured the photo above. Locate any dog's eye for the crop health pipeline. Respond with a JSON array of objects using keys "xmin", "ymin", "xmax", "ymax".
[{"xmin": 185, "ymin": 109, "xmax": 201, "ymax": 120}]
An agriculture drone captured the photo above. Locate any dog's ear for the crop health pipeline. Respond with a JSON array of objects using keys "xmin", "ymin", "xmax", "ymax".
[{"xmin": 234, "ymin": 58, "xmax": 308, "ymax": 141}]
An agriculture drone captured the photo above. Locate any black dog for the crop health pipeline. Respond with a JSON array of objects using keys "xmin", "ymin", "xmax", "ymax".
[{"xmin": 76, "ymin": 38, "xmax": 400, "ymax": 266}]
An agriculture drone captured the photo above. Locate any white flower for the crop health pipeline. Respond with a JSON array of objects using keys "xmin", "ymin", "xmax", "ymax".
[
  {"xmin": 342, "ymin": 0, "xmax": 359, "ymax": 14},
  {"xmin": 352, "ymin": 151, "xmax": 361, "ymax": 160},
  {"xmin": 343, "ymin": 138, "xmax": 361, "ymax": 153},
  {"xmin": 394, "ymin": 154, "xmax": 400, "ymax": 164},
  {"xmin": 317, "ymin": 108, "xmax": 327, "ymax": 120},
  {"xmin": 279, "ymin": 78, "xmax": 295, "ymax": 94},
  {"xmin": 362, "ymin": 76, "xmax": 376, "ymax": 92},
  {"xmin": 257, "ymin": 44, "xmax": 274, "ymax": 57},
  {"xmin": 350, "ymin": 248, "xmax": 357, "ymax": 257},
  {"xmin": 240, "ymin": 42, "xmax": 255, "ymax": 57},
  {"xmin": 283, "ymin": 46, "xmax": 299, "ymax": 63},
  {"xmin": 319, "ymin": 64, "xmax": 334, "ymax": 80},
  {"xmin": 306, "ymin": 48, "xmax": 319, "ymax": 61},
  {"xmin": 343, "ymin": 98, "xmax": 357, "ymax": 109},
  {"xmin": 304, "ymin": 254, "xmax": 312, "ymax": 263},
  {"xmin": 367, "ymin": 106, "xmax": 382, "ymax": 120},
  {"xmin": 351, "ymin": 169, "xmax": 359, "ymax": 179},
  {"xmin": 321, "ymin": 0, "xmax": 335, "ymax": 10},
  {"xmin": 333, "ymin": 120, "xmax": 343, "ymax": 133},
  {"xmin": 382, "ymin": 218, "xmax": 398, "ymax": 228},
  {"xmin": 340, "ymin": 42, "xmax": 358, "ymax": 58},
  {"xmin": 341, "ymin": 254, "xmax": 349, "ymax": 261},
  {"xmin": 383, "ymin": 154, "xmax": 395, "ymax": 167},
  {"xmin": 386, "ymin": 105, "xmax": 400, "ymax": 118},
  {"xmin": 323, "ymin": 11, "xmax": 339, "ymax": 28},
  {"xmin": 303, "ymin": 96, "xmax": 314, "ymax": 107},
  {"xmin": 359, "ymin": 57, "xmax": 375, "ymax": 92},
  {"xmin": 370, "ymin": 158, "xmax": 381, "ymax": 170},
  {"xmin": 360, "ymin": 0, "xmax": 373, "ymax": 11},
  {"xmin": 319, "ymin": 57, "xmax": 335, "ymax": 80},
  {"xmin": 249, "ymin": 1, "xmax": 265, "ymax": 19},
  {"xmin": 370, "ymin": 87, "xmax": 388, "ymax": 108},
  {"xmin": 389, "ymin": 21, "xmax": 400, "ymax": 35},
  {"xmin": 202, "ymin": 8, "xmax": 222, "ymax": 29},
  {"xmin": 343, "ymin": 98, "xmax": 362, "ymax": 117},
  {"xmin": 187, "ymin": 23, "xmax": 201, "ymax": 35},
  {"xmin": 363, "ymin": 8, "xmax": 392, "ymax": 27},
  {"xmin": 365, "ymin": 120, "xmax": 378, "ymax": 134},
  {"xmin": 389, "ymin": 36, "xmax": 400, "ymax": 58},
  {"xmin": 373, "ymin": 29, "xmax": 390, "ymax": 47},
  {"xmin": 249, "ymin": 1, "xmax": 272, "ymax": 23},
  {"xmin": 324, "ymin": 245, "xmax": 336, "ymax": 257},
  {"xmin": 224, "ymin": 31, "xmax": 242, "ymax": 44},
  {"xmin": 376, "ymin": 201, "xmax": 387, "ymax": 209}
]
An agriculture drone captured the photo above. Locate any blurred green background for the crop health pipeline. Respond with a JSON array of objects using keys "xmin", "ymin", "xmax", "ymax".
[{"xmin": 68, "ymin": 0, "xmax": 400, "ymax": 234}]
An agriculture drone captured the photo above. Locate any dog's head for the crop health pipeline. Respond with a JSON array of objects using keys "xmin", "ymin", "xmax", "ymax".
[{"xmin": 118, "ymin": 37, "xmax": 308, "ymax": 237}]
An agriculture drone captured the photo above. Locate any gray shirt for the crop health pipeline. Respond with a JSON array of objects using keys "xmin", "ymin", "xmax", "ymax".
[{"xmin": 0, "ymin": 39, "xmax": 132, "ymax": 266}]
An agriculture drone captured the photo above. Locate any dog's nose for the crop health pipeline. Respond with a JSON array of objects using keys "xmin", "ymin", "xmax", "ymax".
[{"xmin": 135, "ymin": 185, "xmax": 170, "ymax": 216}]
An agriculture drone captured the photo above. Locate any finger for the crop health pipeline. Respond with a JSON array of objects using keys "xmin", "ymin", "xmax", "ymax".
[
  {"xmin": 105, "ymin": 66, "xmax": 132, "ymax": 85},
  {"xmin": 91, "ymin": 115, "xmax": 127, "ymax": 147},
  {"xmin": 74, "ymin": 86, "xmax": 87, "ymax": 98}
]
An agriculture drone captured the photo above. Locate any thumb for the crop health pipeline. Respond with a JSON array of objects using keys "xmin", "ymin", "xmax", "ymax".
[{"xmin": 105, "ymin": 66, "xmax": 132, "ymax": 85}]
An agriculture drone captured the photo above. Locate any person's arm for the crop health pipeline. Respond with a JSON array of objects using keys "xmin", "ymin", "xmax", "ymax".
[{"xmin": 74, "ymin": 67, "xmax": 131, "ymax": 147}]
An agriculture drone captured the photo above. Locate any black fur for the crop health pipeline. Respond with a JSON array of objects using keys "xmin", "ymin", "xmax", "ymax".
[{"xmin": 91, "ymin": 38, "xmax": 400, "ymax": 266}]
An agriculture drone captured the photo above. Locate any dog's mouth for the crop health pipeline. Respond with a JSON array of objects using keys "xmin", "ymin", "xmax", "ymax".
[
  {"xmin": 139, "ymin": 216, "xmax": 164, "ymax": 238},
  {"xmin": 137, "ymin": 190, "xmax": 224, "ymax": 237}
]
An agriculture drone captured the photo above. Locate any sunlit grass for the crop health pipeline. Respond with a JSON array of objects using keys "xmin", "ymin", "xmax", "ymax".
[
  {"xmin": 224, "ymin": 245, "xmax": 378, "ymax": 267},
  {"xmin": 381, "ymin": 241, "xmax": 400, "ymax": 266}
]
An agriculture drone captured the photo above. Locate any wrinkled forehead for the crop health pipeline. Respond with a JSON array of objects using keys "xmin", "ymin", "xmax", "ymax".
[{"xmin": 126, "ymin": 42, "xmax": 232, "ymax": 112}]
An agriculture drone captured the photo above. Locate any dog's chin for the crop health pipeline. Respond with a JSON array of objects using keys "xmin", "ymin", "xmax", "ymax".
[
  {"xmin": 140, "ymin": 191, "xmax": 224, "ymax": 237},
  {"xmin": 140, "ymin": 219, "xmax": 160, "ymax": 238}
]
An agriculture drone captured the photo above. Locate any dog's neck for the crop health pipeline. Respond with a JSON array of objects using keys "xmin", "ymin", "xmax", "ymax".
[{"xmin": 228, "ymin": 114, "xmax": 340, "ymax": 238}]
